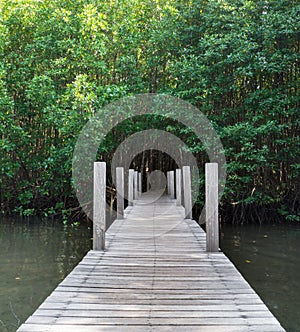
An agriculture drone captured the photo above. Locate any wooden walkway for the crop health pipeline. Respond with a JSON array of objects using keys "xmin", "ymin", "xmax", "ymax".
[{"xmin": 18, "ymin": 192, "xmax": 285, "ymax": 331}]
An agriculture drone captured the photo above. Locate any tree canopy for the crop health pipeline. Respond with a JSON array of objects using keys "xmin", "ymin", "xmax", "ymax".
[{"xmin": 0, "ymin": 0, "xmax": 299, "ymax": 222}]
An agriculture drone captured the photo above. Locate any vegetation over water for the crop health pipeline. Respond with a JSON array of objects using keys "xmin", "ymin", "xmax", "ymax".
[{"xmin": 0, "ymin": 0, "xmax": 299, "ymax": 223}]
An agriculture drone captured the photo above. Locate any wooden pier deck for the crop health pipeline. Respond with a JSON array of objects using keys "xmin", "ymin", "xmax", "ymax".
[{"xmin": 18, "ymin": 193, "xmax": 285, "ymax": 331}]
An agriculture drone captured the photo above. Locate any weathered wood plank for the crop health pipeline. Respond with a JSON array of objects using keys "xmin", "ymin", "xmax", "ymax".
[
  {"xmin": 38, "ymin": 302, "xmax": 271, "ymax": 312},
  {"xmin": 43, "ymin": 297, "xmax": 271, "ymax": 305},
  {"xmin": 17, "ymin": 193, "xmax": 285, "ymax": 332},
  {"xmin": 17, "ymin": 324, "xmax": 285, "ymax": 332},
  {"xmin": 33, "ymin": 309, "xmax": 276, "ymax": 318},
  {"xmin": 25, "ymin": 315, "xmax": 281, "ymax": 325}
]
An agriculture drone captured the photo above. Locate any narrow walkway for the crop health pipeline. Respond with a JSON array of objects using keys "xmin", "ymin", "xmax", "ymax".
[{"xmin": 18, "ymin": 193, "xmax": 285, "ymax": 331}]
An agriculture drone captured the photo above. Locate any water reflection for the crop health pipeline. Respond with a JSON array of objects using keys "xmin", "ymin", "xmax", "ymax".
[
  {"xmin": 221, "ymin": 223, "xmax": 300, "ymax": 332},
  {"xmin": 0, "ymin": 218, "xmax": 91, "ymax": 332}
]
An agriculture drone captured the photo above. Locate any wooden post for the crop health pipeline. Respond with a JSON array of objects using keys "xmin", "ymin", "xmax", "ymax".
[
  {"xmin": 183, "ymin": 166, "xmax": 192, "ymax": 219},
  {"xmin": 116, "ymin": 167, "xmax": 124, "ymax": 219},
  {"xmin": 146, "ymin": 172, "xmax": 150, "ymax": 191},
  {"xmin": 128, "ymin": 169, "xmax": 134, "ymax": 206},
  {"xmin": 93, "ymin": 162, "xmax": 106, "ymax": 251},
  {"xmin": 167, "ymin": 171, "xmax": 170, "ymax": 195},
  {"xmin": 176, "ymin": 169, "xmax": 182, "ymax": 206},
  {"xmin": 138, "ymin": 172, "xmax": 142, "ymax": 197},
  {"xmin": 170, "ymin": 170, "xmax": 175, "ymax": 199},
  {"xmin": 206, "ymin": 163, "xmax": 219, "ymax": 252},
  {"xmin": 134, "ymin": 171, "xmax": 138, "ymax": 202}
]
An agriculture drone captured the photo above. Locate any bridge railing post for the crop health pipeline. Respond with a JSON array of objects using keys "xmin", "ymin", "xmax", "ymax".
[
  {"xmin": 169, "ymin": 170, "xmax": 175, "ymax": 199},
  {"xmin": 138, "ymin": 172, "xmax": 142, "ymax": 197},
  {"xmin": 116, "ymin": 167, "xmax": 124, "ymax": 219},
  {"xmin": 176, "ymin": 168, "xmax": 182, "ymax": 206},
  {"xmin": 93, "ymin": 162, "xmax": 106, "ymax": 251},
  {"xmin": 183, "ymin": 166, "xmax": 192, "ymax": 219},
  {"xmin": 206, "ymin": 163, "xmax": 219, "ymax": 252},
  {"xmin": 167, "ymin": 171, "xmax": 170, "ymax": 195},
  {"xmin": 134, "ymin": 171, "xmax": 138, "ymax": 202},
  {"xmin": 128, "ymin": 169, "xmax": 134, "ymax": 206},
  {"xmin": 146, "ymin": 172, "xmax": 150, "ymax": 191}
]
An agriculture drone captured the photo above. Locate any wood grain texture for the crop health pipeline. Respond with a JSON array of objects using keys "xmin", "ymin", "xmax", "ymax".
[
  {"xmin": 176, "ymin": 169, "xmax": 182, "ymax": 206},
  {"xmin": 206, "ymin": 163, "xmax": 219, "ymax": 252},
  {"xmin": 128, "ymin": 169, "xmax": 134, "ymax": 207},
  {"xmin": 116, "ymin": 167, "xmax": 124, "ymax": 219},
  {"xmin": 93, "ymin": 162, "xmax": 106, "ymax": 251},
  {"xmin": 17, "ymin": 192, "xmax": 285, "ymax": 332},
  {"xmin": 183, "ymin": 166, "xmax": 192, "ymax": 219}
]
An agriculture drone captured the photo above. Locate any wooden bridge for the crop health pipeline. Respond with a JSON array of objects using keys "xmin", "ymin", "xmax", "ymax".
[{"xmin": 18, "ymin": 163, "xmax": 285, "ymax": 331}]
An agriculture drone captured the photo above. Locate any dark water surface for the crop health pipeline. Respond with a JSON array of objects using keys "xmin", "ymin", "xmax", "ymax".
[
  {"xmin": 1, "ymin": 219, "xmax": 299, "ymax": 332},
  {"xmin": 221, "ymin": 223, "xmax": 300, "ymax": 332},
  {"xmin": 0, "ymin": 218, "xmax": 91, "ymax": 332}
]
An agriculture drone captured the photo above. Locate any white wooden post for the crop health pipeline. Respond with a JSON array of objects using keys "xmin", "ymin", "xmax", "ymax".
[
  {"xmin": 176, "ymin": 169, "xmax": 182, "ymax": 206},
  {"xmin": 134, "ymin": 171, "xmax": 138, "ymax": 202},
  {"xmin": 170, "ymin": 170, "xmax": 175, "ymax": 199},
  {"xmin": 206, "ymin": 163, "xmax": 219, "ymax": 252},
  {"xmin": 183, "ymin": 166, "xmax": 192, "ymax": 219},
  {"xmin": 128, "ymin": 169, "xmax": 134, "ymax": 206},
  {"xmin": 93, "ymin": 162, "xmax": 106, "ymax": 251},
  {"xmin": 116, "ymin": 167, "xmax": 124, "ymax": 219}
]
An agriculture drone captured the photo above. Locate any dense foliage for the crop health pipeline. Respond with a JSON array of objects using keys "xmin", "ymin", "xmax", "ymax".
[{"xmin": 0, "ymin": 0, "xmax": 299, "ymax": 222}]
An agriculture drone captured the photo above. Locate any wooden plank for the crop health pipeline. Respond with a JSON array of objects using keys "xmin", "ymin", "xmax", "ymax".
[
  {"xmin": 43, "ymin": 297, "xmax": 269, "ymax": 305},
  {"xmin": 17, "ymin": 325, "xmax": 149, "ymax": 332},
  {"xmin": 25, "ymin": 315, "xmax": 280, "ymax": 325},
  {"xmin": 17, "ymin": 193, "xmax": 285, "ymax": 332},
  {"xmin": 39, "ymin": 302, "xmax": 271, "ymax": 312},
  {"xmin": 33, "ymin": 309, "xmax": 275, "ymax": 318},
  {"xmin": 17, "ymin": 324, "xmax": 285, "ymax": 332}
]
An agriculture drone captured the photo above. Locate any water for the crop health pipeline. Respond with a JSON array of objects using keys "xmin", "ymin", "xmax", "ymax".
[
  {"xmin": 1, "ymin": 218, "xmax": 299, "ymax": 332},
  {"xmin": 0, "ymin": 218, "xmax": 91, "ymax": 332},
  {"xmin": 221, "ymin": 223, "xmax": 300, "ymax": 332}
]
